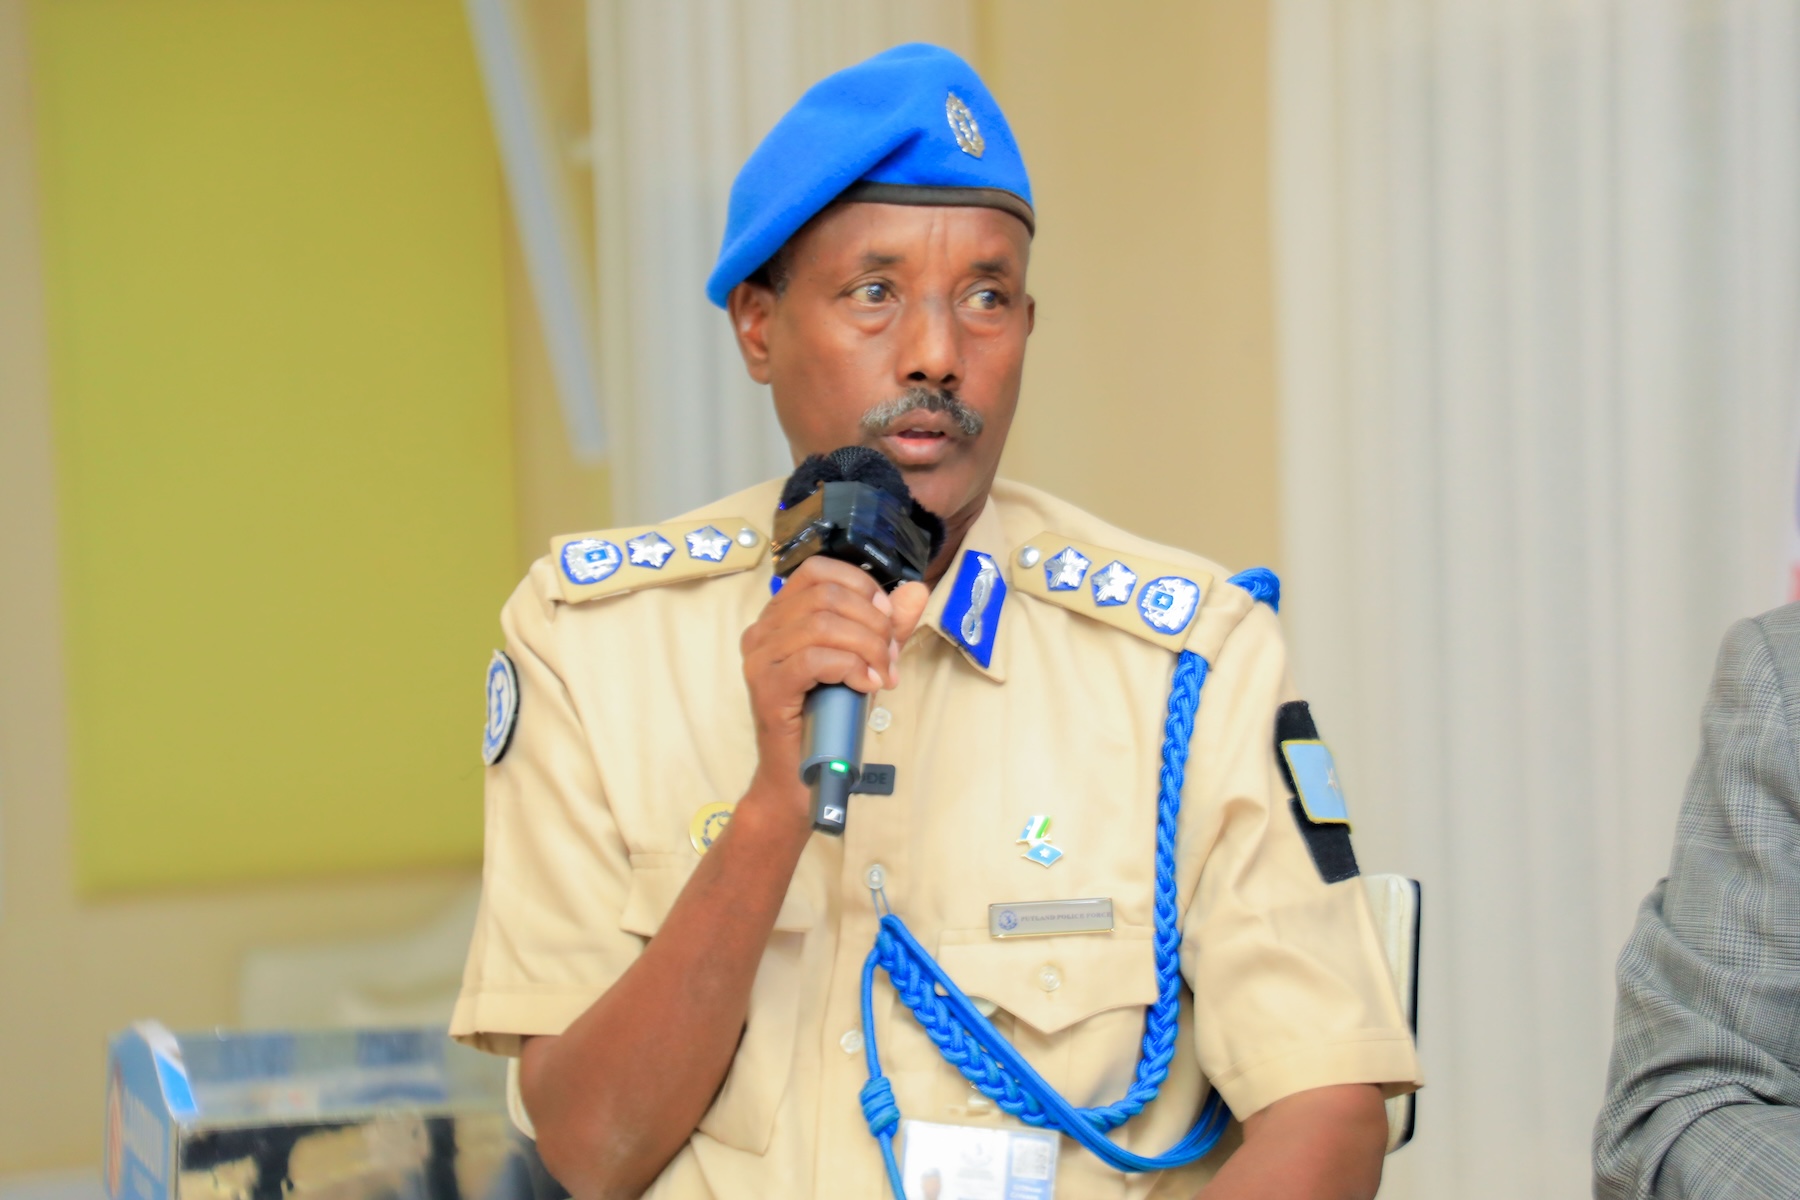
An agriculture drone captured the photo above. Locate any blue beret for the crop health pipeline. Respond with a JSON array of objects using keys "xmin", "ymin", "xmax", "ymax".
[{"xmin": 705, "ymin": 43, "xmax": 1033, "ymax": 308}]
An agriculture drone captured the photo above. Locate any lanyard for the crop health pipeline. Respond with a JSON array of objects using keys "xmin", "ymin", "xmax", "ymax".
[{"xmin": 854, "ymin": 568, "xmax": 1281, "ymax": 1195}]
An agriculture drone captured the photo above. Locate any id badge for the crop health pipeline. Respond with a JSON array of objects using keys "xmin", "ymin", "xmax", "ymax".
[{"xmin": 900, "ymin": 1118, "xmax": 1059, "ymax": 1199}]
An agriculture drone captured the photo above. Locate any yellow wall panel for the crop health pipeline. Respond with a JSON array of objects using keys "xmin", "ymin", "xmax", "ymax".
[{"xmin": 31, "ymin": 0, "xmax": 516, "ymax": 891}]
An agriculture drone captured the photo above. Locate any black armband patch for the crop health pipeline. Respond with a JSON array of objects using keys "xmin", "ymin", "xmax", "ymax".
[{"xmin": 1274, "ymin": 700, "xmax": 1360, "ymax": 884}]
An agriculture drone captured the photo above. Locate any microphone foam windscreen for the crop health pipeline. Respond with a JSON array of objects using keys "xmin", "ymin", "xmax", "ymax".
[
  {"xmin": 780, "ymin": 446, "xmax": 906, "ymax": 508},
  {"xmin": 779, "ymin": 445, "xmax": 947, "ymax": 559}
]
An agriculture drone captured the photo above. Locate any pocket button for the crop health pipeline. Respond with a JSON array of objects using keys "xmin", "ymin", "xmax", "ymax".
[{"xmin": 1037, "ymin": 964, "xmax": 1063, "ymax": 992}]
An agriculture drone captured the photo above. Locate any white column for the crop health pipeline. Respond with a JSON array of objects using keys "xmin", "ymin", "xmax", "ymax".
[{"xmin": 1272, "ymin": 1, "xmax": 1800, "ymax": 1194}]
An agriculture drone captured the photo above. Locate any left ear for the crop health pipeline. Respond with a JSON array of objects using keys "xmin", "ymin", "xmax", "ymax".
[{"xmin": 727, "ymin": 281, "xmax": 777, "ymax": 385}]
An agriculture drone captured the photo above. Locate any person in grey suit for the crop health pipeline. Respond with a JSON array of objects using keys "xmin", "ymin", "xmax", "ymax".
[{"xmin": 1596, "ymin": 603, "xmax": 1800, "ymax": 1198}]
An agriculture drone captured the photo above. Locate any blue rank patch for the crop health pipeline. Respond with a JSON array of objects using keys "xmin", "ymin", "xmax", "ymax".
[
  {"xmin": 1090, "ymin": 560, "xmax": 1137, "ymax": 607},
  {"xmin": 1280, "ymin": 739, "xmax": 1350, "ymax": 825},
  {"xmin": 686, "ymin": 525, "xmax": 732, "ymax": 562},
  {"xmin": 1044, "ymin": 546, "xmax": 1090, "ymax": 591},
  {"xmin": 482, "ymin": 650, "xmax": 520, "ymax": 766},
  {"xmin": 561, "ymin": 537, "xmax": 622, "ymax": 585},
  {"xmin": 625, "ymin": 530, "xmax": 675, "ymax": 569},
  {"xmin": 940, "ymin": 549, "xmax": 1006, "ymax": 669},
  {"xmin": 1138, "ymin": 575, "xmax": 1201, "ymax": 635}
]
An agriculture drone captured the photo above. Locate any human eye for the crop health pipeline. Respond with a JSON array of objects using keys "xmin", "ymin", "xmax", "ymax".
[
  {"xmin": 965, "ymin": 287, "xmax": 1006, "ymax": 311},
  {"xmin": 852, "ymin": 281, "xmax": 891, "ymax": 304}
]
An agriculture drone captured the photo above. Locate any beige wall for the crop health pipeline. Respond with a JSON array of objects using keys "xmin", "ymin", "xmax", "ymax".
[{"xmin": 978, "ymin": 1, "xmax": 1281, "ymax": 574}]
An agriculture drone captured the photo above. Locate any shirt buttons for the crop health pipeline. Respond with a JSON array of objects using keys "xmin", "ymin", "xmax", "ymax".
[
  {"xmin": 840, "ymin": 1029, "xmax": 864, "ymax": 1055},
  {"xmin": 868, "ymin": 706, "xmax": 892, "ymax": 733},
  {"xmin": 865, "ymin": 864, "xmax": 886, "ymax": 890},
  {"xmin": 1037, "ymin": 964, "xmax": 1062, "ymax": 993}
]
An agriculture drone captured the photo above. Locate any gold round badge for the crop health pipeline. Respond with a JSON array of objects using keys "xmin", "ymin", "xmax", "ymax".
[{"xmin": 689, "ymin": 801, "xmax": 735, "ymax": 855}]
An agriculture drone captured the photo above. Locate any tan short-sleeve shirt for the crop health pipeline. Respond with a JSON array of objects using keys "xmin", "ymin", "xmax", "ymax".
[{"xmin": 452, "ymin": 477, "xmax": 1422, "ymax": 1198}]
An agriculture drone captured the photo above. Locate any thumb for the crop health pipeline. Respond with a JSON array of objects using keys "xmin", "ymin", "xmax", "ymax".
[{"xmin": 889, "ymin": 580, "xmax": 932, "ymax": 642}]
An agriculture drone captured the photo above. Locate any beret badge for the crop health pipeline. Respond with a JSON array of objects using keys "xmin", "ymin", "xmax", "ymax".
[{"xmin": 945, "ymin": 92, "xmax": 985, "ymax": 158}]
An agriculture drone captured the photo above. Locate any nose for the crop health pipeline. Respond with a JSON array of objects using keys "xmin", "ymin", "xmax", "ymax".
[{"xmin": 898, "ymin": 296, "xmax": 961, "ymax": 392}]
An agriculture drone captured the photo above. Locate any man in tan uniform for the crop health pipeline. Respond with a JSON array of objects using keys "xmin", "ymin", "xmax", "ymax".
[{"xmin": 453, "ymin": 43, "xmax": 1420, "ymax": 1200}]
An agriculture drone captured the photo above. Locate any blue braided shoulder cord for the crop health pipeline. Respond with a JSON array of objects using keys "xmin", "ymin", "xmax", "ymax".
[
  {"xmin": 1227, "ymin": 567, "xmax": 1280, "ymax": 612},
  {"xmin": 859, "ymin": 650, "xmax": 1230, "ymax": 1187}
]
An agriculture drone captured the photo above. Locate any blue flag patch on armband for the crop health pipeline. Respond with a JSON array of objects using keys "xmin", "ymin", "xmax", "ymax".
[
  {"xmin": 941, "ymin": 549, "xmax": 1006, "ymax": 669},
  {"xmin": 1280, "ymin": 740, "xmax": 1350, "ymax": 825},
  {"xmin": 1274, "ymin": 701, "xmax": 1359, "ymax": 883}
]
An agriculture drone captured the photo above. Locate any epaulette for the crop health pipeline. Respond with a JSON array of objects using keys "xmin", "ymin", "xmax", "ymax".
[
  {"xmin": 549, "ymin": 518, "xmax": 767, "ymax": 604},
  {"xmin": 1010, "ymin": 531, "xmax": 1260, "ymax": 661}
]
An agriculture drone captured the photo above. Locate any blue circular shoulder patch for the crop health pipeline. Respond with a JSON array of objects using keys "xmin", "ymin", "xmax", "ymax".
[
  {"xmin": 482, "ymin": 650, "xmax": 520, "ymax": 766},
  {"xmin": 561, "ymin": 538, "xmax": 622, "ymax": 585},
  {"xmin": 1138, "ymin": 576, "xmax": 1201, "ymax": 635}
]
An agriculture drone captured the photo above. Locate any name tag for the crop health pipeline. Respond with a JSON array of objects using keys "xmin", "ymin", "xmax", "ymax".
[
  {"xmin": 901, "ymin": 1118, "xmax": 1058, "ymax": 1199},
  {"xmin": 988, "ymin": 897, "xmax": 1114, "ymax": 938}
]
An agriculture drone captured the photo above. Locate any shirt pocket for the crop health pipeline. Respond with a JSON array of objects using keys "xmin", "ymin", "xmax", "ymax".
[
  {"xmin": 932, "ymin": 924, "xmax": 1158, "ymax": 1110},
  {"xmin": 618, "ymin": 853, "xmax": 816, "ymax": 1156}
]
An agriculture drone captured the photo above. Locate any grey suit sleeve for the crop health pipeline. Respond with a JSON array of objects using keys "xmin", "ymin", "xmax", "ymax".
[{"xmin": 1595, "ymin": 609, "xmax": 1800, "ymax": 1200}]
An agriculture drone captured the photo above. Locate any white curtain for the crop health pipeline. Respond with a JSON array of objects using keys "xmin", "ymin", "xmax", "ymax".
[
  {"xmin": 587, "ymin": 0, "xmax": 974, "ymax": 523},
  {"xmin": 1272, "ymin": 3, "xmax": 1800, "ymax": 1195}
]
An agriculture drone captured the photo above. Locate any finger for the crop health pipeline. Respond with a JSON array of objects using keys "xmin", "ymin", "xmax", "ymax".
[
  {"xmin": 746, "ymin": 593, "xmax": 894, "ymax": 695},
  {"xmin": 888, "ymin": 581, "xmax": 931, "ymax": 643},
  {"xmin": 782, "ymin": 645, "xmax": 887, "ymax": 695},
  {"xmin": 785, "ymin": 554, "xmax": 885, "ymax": 599},
  {"xmin": 763, "ymin": 612, "xmax": 893, "ymax": 689},
  {"xmin": 766, "ymin": 569, "xmax": 892, "ymax": 643},
  {"xmin": 798, "ymin": 581, "xmax": 894, "ymax": 641}
]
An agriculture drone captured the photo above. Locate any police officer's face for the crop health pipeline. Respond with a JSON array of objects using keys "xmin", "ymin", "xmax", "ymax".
[{"xmin": 728, "ymin": 202, "xmax": 1034, "ymax": 532}]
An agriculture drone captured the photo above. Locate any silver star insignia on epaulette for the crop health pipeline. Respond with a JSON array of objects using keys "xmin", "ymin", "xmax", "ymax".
[
  {"xmin": 1091, "ymin": 560, "xmax": 1137, "ymax": 606},
  {"xmin": 626, "ymin": 531, "xmax": 675, "ymax": 569},
  {"xmin": 685, "ymin": 525, "xmax": 732, "ymax": 562},
  {"xmin": 1045, "ymin": 546, "xmax": 1091, "ymax": 591}
]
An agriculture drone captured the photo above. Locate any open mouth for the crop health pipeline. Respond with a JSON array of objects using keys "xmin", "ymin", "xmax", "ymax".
[{"xmin": 877, "ymin": 417, "xmax": 961, "ymax": 466}]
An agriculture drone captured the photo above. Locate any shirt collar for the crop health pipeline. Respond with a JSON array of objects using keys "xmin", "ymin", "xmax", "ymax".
[{"xmin": 919, "ymin": 494, "xmax": 1010, "ymax": 681}]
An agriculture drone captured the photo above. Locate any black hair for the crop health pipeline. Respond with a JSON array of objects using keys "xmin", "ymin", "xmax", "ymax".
[{"xmin": 743, "ymin": 244, "xmax": 792, "ymax": 295}]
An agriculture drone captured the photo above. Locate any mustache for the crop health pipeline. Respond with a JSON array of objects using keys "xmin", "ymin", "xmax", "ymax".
[{"xmin": 859, "ymin": 386, "xmax": 985, "ymax": 438}]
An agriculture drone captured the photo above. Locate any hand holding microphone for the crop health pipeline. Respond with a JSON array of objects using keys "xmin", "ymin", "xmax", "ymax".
[{"xmin": 739, "ymin": 449, "xmax": 939, "ymax": 835}]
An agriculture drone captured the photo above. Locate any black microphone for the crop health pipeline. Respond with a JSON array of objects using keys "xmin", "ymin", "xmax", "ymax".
[{"xmin": 772, "ymin": 447, "xmax": 944, "ymax": 835}]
